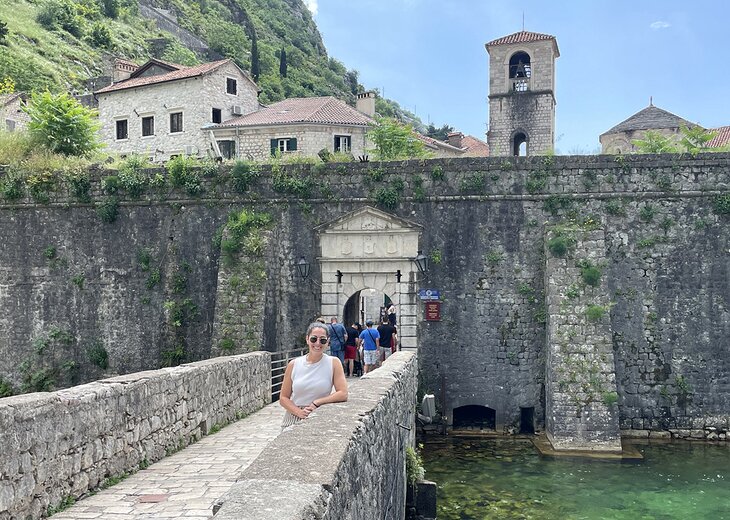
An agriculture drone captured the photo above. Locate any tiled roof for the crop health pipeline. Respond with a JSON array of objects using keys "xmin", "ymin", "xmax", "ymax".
[
  {"xmin": 0, "ymin": 92, "xmax": 24, "ymax": 107},
  {"xmin": 415, "ymin": 133, "xmax": 463, "ymax": 152},
  {"xmin": 707, "ymin": 126, "xmax": 730, "ymax": 148},
  {"xmin": 461, "ymin": 135, "xmax": 490, "ymax": 157},
  {"xmin": 95, "ymin": 59, "xmax": 232, "ymax": 94},
  {"xmin": 601, "ymin": 105, "xmax": 696, "ymax": 136},
  {"xmin": 486, "ymin": 31, "xmax": 556, "ymax": 46},
  {"xmin": 218, "ymin": 97, "xmax": 373, "ymax": 127}
]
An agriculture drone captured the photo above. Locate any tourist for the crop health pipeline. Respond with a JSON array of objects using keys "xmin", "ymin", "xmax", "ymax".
[
  {"xmin": 279, "ymin": 322, "xmax": 348, "ymax": 428},
  {"xmin": 377, "ymin": 317, "xmax": 397, "ymax": 363},
  {"xmin": 344, "ymin": 322, "xmax": 359, "ymax": 377},
  {"xmin": 327, "ymin": 317, "xmax": 347, "ymax": 366},
  {"xmin": 358, "ymin": 320, "xmax": 380, "ymax": 376},
  {"xmin": 387, "ymin": 303, "xmax": 397, "ymax": 326}
]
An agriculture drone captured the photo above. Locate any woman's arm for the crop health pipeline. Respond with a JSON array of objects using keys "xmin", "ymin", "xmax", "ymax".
[
  {"xmin": 310, "ymin": 358, "xmax": 348, "ymax": 408},
  {"xmin": 279, "ymin": 360, "xmax": 309, "ymax": 419}
]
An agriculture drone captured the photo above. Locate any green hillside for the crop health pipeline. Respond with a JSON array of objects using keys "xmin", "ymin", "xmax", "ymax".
[{"xmin": 0, "ymin": 0, "xmax": 422, "ymax": 127}]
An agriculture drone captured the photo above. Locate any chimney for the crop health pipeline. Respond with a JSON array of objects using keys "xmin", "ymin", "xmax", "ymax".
[
  {"xmin": 356, "ymin": 91, "xmax": 376, "ymax": 118},
  {"xmin": 447, "ymin": 132, "xmax": 464, "ymax": 149},
  {"xmin": 113, "ymin": 59, "xmax": 139, "ymax": 83}
]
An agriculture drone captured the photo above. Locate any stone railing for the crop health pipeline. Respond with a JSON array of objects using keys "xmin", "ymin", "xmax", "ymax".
[
  {"xmin": 213, "ymin": 351, "xmax": 419, "ymax": 520},
  {"xmin": 0, "ymin": 352, "xmax": 270, "ymax": 520}
]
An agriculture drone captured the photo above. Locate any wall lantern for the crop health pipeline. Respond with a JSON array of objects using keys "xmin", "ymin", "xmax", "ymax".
[
  {"xmin": 414, "ymin": 250, "xmax": 428, "ymax": 274},
  {"xmin": 296, "ymin": 256, "xmax": 311, "ymax": 281}
]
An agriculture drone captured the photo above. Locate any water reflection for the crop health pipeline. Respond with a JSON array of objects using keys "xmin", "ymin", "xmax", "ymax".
[{"xmin": 421, "ymin": 437, "xmax": 730, "ymax": 519}]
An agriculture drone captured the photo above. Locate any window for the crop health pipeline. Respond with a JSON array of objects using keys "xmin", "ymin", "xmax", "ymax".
[
  {"xmin": 212, "ymin": 108, "xmax": 222, "ymax": 124},
  {"xmin": 218, "ymin": 140, "xmax": 236, "ymax": 160},
  {"xmin": 169, "ymin": 112, "xmax": 183, "ymax": 133},
  {"xmin": 270, "ymin": 137, "xmax": 297, "ymax": 155},
  {"xmin": 226, "ymin": 78, "xmax": 237, "ymax": 95},
  {"xmin": 509, "ymin": 51, "xmax": 532, "ymax": 92},
  {"xmin": 334, "ymin": 135, "xmax": 351, "ymax": 153},
  {"xmin": 116, "ymin": 119, "xmax": 128, "ymax": 140},
  {"xmin": 5, "ymin": 119, "xmax": 15, "ymax": 132},
  {"xmin": 142, "ymin": 116, "xmax": 154, "ymax": 137}
]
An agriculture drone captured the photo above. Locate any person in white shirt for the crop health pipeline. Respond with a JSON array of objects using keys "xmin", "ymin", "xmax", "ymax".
[{"xmin": 279, "ymin": 322, "xmax": 348, "ymax": 427}]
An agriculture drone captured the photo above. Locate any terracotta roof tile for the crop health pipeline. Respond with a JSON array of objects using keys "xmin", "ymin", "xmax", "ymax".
[
  {"xmin": 461, "ymin": 135, "xmax": 490, "ymax": 157},
  {"xmin": 486, "ymin": 31, "xmax": 556, "ymax": 47},
  {"xmin": 218, "ymin": 97, "xmax": 372, "ymax": 127},
  {"xmin": 708, "ymin": 126, "xmax": 730, "ymax": 148},
  {"xmin": 95, "ymin": 59, "xmax": 232, "ymax": 94}
]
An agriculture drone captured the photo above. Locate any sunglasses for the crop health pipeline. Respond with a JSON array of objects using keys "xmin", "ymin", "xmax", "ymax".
[{"xmin": 309, "ymin": 336, "xmax": 329, "ymax": 345}]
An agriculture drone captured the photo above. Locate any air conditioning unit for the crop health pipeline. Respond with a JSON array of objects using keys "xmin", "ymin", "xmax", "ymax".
[
  {"xmin": 231, "ymin": 105, "xmax": 243, "ymax": 116},
  {"xmin": 183, "ymin": 145, "xmax": 197, "ymax": 155}
]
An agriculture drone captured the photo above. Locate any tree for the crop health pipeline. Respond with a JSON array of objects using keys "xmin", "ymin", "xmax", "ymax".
[
  {"xmin": 23, "ymin": 91, "xmax": 101, "ymax": 156},
  {"xmin": 367, "ymin": 117, "xmax": 429, "ymax": 161},
  {"xmin": 0, "ymin": 77, "xmax": 14, "ymax": 94},
  {"xmin": 632, "ymin": 130, "xmax": 678, "ymax": 154},
  {"xmin": 425, "ymin": 123, "xmax": 454, "ymax": 141},
  {"xmin": 279, "ymin": 47, "xmax": 287, "ymax": 77},
  {"xmin": 250, "ymin": 29, "xmax": 260, "ymax": 82},
  {"xmin": 679, "ymin": 125, "xmax": 717, "ymax": 155}
]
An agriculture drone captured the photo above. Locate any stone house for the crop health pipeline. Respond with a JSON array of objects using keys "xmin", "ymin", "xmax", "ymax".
[
  {"xmin": 0, "ymin": 93, "xmax": 30, "ymax": 133},
  {"xmin": 416, "ymin": 132, "xmax": 489, "ymax": 158},
  {"xmin": 600, "ymin": 102, "xmax": 730, "ymax": 153},
  {"xmin": 209, "ymin": 92, "xmax": 376, "ymax": 161},
  {"xmin": 95, "ymin": 58, "xmax": 259, "ymax": 161}
]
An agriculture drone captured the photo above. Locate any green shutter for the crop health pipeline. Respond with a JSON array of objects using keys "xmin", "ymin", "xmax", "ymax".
[
  {"xmin": 270, "ymin": 139, "xmax": 278, "ymax": 156},
  {"xmin": 289, "ymin": 138, "xmax": 297, "ymax": 151}
]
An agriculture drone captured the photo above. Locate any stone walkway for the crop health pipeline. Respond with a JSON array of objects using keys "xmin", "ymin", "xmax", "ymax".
[{"xmin": 52, "ymin": 402, "xmax": 285, "ymax": 519}]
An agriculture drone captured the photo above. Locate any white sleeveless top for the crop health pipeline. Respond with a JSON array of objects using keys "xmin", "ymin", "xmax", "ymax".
[{"xmin": 290, "ymin": 354, "xmax": 335, "ymax": 407}]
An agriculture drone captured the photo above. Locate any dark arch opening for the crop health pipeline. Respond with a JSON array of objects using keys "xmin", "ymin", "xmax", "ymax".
[
  {"xmin": 342, "ymin": 289, "xmax": 393, "ymax": 327},
  {"xmin": 453, "ymin": 405, "xmax": 496, "ymax": 430},
  {"xmin": 513, "ymin": 132, "xmax": 528, "ymax": 156},
  {"xmin": 509, "ymin": 52, "xmax": 531, "ymax": 78}
]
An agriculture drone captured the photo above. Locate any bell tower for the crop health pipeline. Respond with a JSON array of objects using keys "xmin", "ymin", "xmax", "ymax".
[{"xmin": 485, "ymin": 31, "xmax": 559, "ymax": 156}]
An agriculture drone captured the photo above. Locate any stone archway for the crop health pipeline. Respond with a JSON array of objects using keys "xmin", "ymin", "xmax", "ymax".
[{"xmin": 315, "ymin": 206, "xmax": 423, "ymax": 350}]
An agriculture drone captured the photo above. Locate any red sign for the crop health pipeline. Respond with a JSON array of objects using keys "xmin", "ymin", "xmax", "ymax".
[{"xmin": 425, "ymin": 301, "xmax": 441, "ymax": 321}]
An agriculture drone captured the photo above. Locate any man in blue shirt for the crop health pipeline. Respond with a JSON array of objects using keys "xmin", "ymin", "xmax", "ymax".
[
  {"xmin": 357, "ymin": 320, "xmax": 380, "ymax": 376},
  {"xmin": 327, "ymin": 317, "xmax": 347, "ymax": 366}
]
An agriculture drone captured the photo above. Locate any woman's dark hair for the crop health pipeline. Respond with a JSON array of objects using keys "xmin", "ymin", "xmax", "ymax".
[{"xmin": 306, "ymin": 322, "xmax": 329, "ymax": 338}]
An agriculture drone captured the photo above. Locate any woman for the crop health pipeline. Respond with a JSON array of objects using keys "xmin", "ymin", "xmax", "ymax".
[
  {"xmin": 279, "ymin": 322, "xmax": 348, "ymax": 428},
  {"xmin": 344, "ymin": 322, "xmax": 359, "ymax": 377}
]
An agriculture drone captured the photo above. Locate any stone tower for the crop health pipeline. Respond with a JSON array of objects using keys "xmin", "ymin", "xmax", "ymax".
[{"xmin": 485, "ymin": 31, "xmax": 559, "ymax": 156}]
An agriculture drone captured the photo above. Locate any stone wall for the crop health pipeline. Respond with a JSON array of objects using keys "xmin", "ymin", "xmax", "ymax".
[
  {"xmin": 545, "ymin": 228, "xmax": 621, "ymax": 450},
  {"xmin": 0, "ymin": 153, "xmax": 729, "ymax": 441},
  {"xmin": 0, "ymin": 352, "xmax": 270, "ymax": 519},
  {"xmin": 212, "ymin": 351, "xmax": 418, "ymax": 520}
]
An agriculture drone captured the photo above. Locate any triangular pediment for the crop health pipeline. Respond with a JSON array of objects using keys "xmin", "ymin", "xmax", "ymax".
[{"xmin": 316, "ymin": 206, "xmax": 422, "ymax": 234}]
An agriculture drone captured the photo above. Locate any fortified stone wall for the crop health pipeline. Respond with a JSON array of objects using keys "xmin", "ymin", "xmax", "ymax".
[
  {"xmin": 0, "ymin": 352, "xmax": 270, "ymax": 519},
  {"xmin": 212, "ymin": 351, "xmax": 418, "ymax": 520},
  {"xmin": 0, "ymin": 154, "xmax": 728, "ymax": 440}
]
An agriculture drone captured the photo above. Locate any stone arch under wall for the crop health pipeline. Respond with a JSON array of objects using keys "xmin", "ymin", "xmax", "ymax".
[{"xmin": 315, "ymin": 207, "xmax": 423, "ymax": 350}]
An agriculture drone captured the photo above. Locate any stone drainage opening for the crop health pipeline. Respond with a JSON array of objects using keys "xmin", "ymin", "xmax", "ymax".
[
  {"xmin": 520, "ymin": 406, "xmax": 535, "ymax": 434},
  {"xmin": 452, "ymin": 405, "xmax": 496, "ymax": 430}
]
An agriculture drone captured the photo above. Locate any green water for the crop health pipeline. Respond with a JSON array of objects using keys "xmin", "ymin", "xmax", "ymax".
[{"xmin": 421, "ymin": 437, "xmax": 730, "ymax": 520}]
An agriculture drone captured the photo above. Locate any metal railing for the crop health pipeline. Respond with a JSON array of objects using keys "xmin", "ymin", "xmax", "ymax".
[{"xmin": 271, "ymin": 347, "xmax": 307, "ymax": 402}]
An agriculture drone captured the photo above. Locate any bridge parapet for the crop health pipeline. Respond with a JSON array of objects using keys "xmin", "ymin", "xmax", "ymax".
[
  {"xmin": 213, "ymin": 351, "xmax": 418, "ymax": 520},
  {"xmin": 0, "ymin": 352, "xmax": 270, "ymax": 519}
]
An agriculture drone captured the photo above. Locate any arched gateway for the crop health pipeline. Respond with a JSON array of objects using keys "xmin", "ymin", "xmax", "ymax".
[{"xmin": 315, "ymin": 206, "xmax": 422, "ymax": 350}]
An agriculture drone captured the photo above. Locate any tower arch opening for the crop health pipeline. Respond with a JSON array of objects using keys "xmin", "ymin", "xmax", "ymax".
[
  {"xmin": 509, "ymin": 51, "xmax": 531, "ymax": 91},
  {"xmin": 513, "ymin": 131, "xmax": 528, "ymax": 156}
]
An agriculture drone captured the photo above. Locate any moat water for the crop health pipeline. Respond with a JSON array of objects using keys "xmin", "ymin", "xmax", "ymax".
[{"xmin": 421, "ymin": 437, "xmax": 730, "ymax": 520}]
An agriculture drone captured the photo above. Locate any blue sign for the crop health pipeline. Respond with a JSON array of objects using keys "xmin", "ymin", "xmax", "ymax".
[{"xmin": 418, "ymin": 289, "xmax": 440, "ymax": 301}]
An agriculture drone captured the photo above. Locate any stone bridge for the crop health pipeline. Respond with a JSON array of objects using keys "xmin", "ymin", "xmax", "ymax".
[{"xmin": 0, "ymin": 352, "xmax": 418, "ymax": 519}]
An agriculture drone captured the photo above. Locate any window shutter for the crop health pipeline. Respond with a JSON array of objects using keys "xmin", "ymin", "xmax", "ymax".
[
  {"xmin": 289, "ymin": 138, "xmax": 297, "ymax": 151},
  {"xmin": 270, "ymin": 139, "xmax": 278, "ymax": 156}
]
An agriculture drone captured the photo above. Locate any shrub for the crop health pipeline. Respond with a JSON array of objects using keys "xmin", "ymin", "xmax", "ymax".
[
  {"xmin": 64, "ymin": 169, "xmax": 91, "ymax": 202},
  {"xmin": 102, "ymin": 175, "xmax": 119, "ymax": 194},
  {"xmin": 230, "ymin": 160, "xmax": 259, "ymax": 193},
  {"xmin": 602, "ymin": 391, "xmax": 618, "ymax": 406},
  {"xmin": 578, "ymin": 261, "xmax": 602, "ymax": 287},
  {"xmin": 97, "ymin": 196, "xmax": 119, "ymax": 223},
  {"xmin": 87, "ymin": 342, "xmax": 108, "ymax": 369},
  {"xmin": 0, "ymin": 170, "xmax": 25, "ymax": 200},
  {"xmin": 713, "ymin": 193, "xmax": 730, "ymax": 214},
  {"xmin": 167, "ymin": 155, "xmax": 202, "ymax": 195},
  {"xmin": 87, "ymin": 21, "xmax": 113, "ymax": 48},
  {"xmin": 548, "ymin": 236, "xmax": 571, "ymax": 258},
  {"xmin": 0, "ymin": 377, "xmax": 14, "ymax": 397},
  {"xmin": 118, "ymin": 155, "xmax": 150, "ymax": 197},
  {"xmin": 23, "ymin": 91, "xmax": 101, "ymax": 156},
  {"xmin": 37, "ymin": 0, "xmax": 84, "ymax": 36},
  {"xmin": 585, "ymin": 304, "xmax": 607, "ymax": 322},
  {"xmin": 406, "ymin": 445, "xmax": 425, "ymax": 485},
  {"xmin": 374, "ymin": 186, "xmax": 399, "ymax": 210},
  {"xmin": 639, "ymin": 204, "xmax": 656, "ymax": 222}
]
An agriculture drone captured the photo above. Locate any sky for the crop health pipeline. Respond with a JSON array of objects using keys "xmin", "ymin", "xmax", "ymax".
[{"xmin": 304, "ymin": 0, "xmax": 730, "ymax": 154}]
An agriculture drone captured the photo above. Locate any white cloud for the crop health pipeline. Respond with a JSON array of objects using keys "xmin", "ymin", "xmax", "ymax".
[
  {"xmin": 303, "ymin": 0, "xmax": 318, "ymax": 16},
  {"xmin": 650, "ymin": 21, "xmax": 671, "ymax": 30}
]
